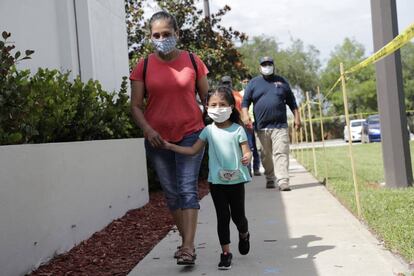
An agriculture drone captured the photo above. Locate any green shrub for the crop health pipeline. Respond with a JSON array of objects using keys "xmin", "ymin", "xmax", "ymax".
[
  {"xmin": 0, "ymin": 31, "xmax": 142, "ymax": 145},
  {"xmin": 1, "ymin": 31, "xmax": 209, "ymax": 191}
]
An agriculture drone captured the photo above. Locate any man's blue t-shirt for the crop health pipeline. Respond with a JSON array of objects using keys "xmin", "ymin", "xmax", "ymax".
[
  {"xmin": 242, "ymin": 75, "xmax": 298, "ymax": 130},
  {"xmin": 199, "ymin": 123, "xmax": 251, "ymax": 185}
]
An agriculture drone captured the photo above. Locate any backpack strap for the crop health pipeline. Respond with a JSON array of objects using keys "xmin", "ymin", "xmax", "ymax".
[
  {"xmin": 188, "ymin": 52, "xmax": 198, "ymax": 78},
  {"xmin": 188, "ymin": 52, "xmax": 205, "ymax": 112},
  {"xmin": 188, "ymin": 52, "xmax": 198, "ymax": 94},
  {"xmin": 143, "ymin": 56, "xmax": 148, "ymax": 98}
]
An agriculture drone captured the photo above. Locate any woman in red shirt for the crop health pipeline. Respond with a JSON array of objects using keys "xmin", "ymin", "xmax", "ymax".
[{"xmin": 130, "ymin": 11, "xmax": 209, "ymax": 265}]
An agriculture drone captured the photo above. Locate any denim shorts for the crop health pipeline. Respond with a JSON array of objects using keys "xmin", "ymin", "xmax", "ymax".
[{"xmin": 145, "ymin": 130, "xmax": 204, "ymax": 211}]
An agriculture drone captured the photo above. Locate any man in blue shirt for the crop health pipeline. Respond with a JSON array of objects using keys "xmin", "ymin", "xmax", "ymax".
[{"xmin": 241, "ymin": 56, "xmax": 301, "ymax": 191}]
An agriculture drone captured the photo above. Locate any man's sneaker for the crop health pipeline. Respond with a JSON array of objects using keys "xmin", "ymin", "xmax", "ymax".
[
  {"xmin": 266, "ymin": 180, "xmax": 276, "ymax": 189},
  {"xmin": 238, "ymin": 232, "xmax": 250, "ymax": 255},
  {"xmin": 279, "ymin": 183, "xmax": 291, "ymax": 191},
  {"xmin": 218, "ymin": 252, "xmax": 232, "ymax": 270},
  {"xmin": 253, "ymin": 170, "xmax": 261, "ymax": 176}
]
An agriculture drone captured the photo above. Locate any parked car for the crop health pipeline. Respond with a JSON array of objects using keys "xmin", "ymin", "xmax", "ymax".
[
  {"xmin": 343, "ymin": 119, "xmax": 365, "ymax": 142},
  {"xmin": 362, "ymin": 114, "xmax": 381, "ymax": 143}
]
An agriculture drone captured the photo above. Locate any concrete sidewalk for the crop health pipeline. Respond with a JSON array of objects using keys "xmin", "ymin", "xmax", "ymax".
[{"xmin": 128, "ymin": 158, "xmax": 411, "ymax": 276}]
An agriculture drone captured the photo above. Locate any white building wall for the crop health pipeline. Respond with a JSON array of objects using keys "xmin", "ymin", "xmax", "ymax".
[
  {"xmin": 0, "ymin": 139, "xmax": 149, "ymax": 276},
  {"xmin": 0, "ymin": 0, "xmax": 129, "ymax": 92}
]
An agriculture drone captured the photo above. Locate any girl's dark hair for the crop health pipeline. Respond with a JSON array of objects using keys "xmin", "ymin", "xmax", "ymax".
[
  {"xmin": 206, "ymin": 86, "xmax": 243, "ymax": 125},
  {"xmin": 149, "ymin": 11, "xmax": 178, "ymax": 32}
]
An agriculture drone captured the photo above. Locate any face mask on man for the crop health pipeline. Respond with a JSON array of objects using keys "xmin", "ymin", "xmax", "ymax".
[
  {"xmin": 207, "ymin": 107, "xmax": 232, "ymax": 123},
  {"xmin": 260, "ymin": 65, "xmax": 274, "ymax": 76},
  {"xmin": 151, "ymin": 36, "xmax": 177, "ymax": 55}
]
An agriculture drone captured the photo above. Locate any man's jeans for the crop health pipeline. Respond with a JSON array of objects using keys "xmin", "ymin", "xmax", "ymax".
[
  {"xmin": 256, "ymin": 128, "xmax": 290, "ymax": 185},
  {"xmin": 246, "ymin": 128, "xmax": 261, "ymax": 172}
]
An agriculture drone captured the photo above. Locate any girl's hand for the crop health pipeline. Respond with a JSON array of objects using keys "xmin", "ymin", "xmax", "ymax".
[
  {"xmin": 241, "ymin": 152, "xmax": 252, "ymax": 166},
  {"xmin": 162, "ymin": 140, "xmax": 172, "ymax": 150}
]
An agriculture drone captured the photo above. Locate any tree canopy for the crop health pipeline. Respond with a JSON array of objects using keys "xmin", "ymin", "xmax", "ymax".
[
  {"xmin": 125, "ymin": 0, "xmax": 248, "ymax": 83},
  {"xmin": 319, "ymin": 38, "xmax": 377, "ymax": 115},
  {"xmin": 238, "ymin": 35, "xmax": 321, "ymax": 102},
  {"xmin": 401, "ymin": 41, "xmax": 414, "ymax": 111},
  {"xmin": 125, "ymin": 1, "xmax": 414, "ymax": 117}
]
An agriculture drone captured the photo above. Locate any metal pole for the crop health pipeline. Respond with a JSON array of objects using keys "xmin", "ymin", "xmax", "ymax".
[{"xmin": 370, "ymin": 0, "xmax": 412, "ymax": 187}]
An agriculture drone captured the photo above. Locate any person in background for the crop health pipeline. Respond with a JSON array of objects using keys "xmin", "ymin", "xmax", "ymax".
[
  {"xmin": 221, "ymin": 75, "xmax": 242, "ymax": 111},
  {"xmin": 129, "ymin": 10, "xmax": 209, "ymax": 265},
  {"xmin": 221, "ymin": 76, "xmax": 261, "ymax": 176},
  {"xmin": 240, "ymin": 75, "xmax": 262, "ymax": 176},
  {"xmin": 241, "ymin": 56, "xmax": 301, "ymax": 191},
  {"xmin": 164, "ymin": 86, "xmax": 251, "ymax": 270}
]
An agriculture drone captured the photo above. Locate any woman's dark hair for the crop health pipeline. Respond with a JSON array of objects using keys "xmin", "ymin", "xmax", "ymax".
[
  {"xmin": 245, "ymin": 74, "xmax": 252, "ymax": 80},
  {"xmin": 206, "ymin": 86, "xmax": 243, "ymax": 125},
  {"xmin": 149, "ymin": 11, "xmax": 178, "ymax": 32}
]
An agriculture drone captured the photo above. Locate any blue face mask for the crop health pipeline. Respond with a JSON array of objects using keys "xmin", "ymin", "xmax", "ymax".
[{"xmin": 151, "ymin": 36, "xmax": 177, "ymax": 55}]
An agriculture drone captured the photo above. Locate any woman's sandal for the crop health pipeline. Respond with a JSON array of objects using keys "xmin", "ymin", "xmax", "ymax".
[
  {"xmin": 174, "ymin": 246, "xmax": 182, "ymax": 259},
  {"xmin": 176, "ymin": 248, "xmax": 196, "ymax": 265},
  {"xmin": 174, "ymin": 246, "xmax": 197, "ymax": 259}
]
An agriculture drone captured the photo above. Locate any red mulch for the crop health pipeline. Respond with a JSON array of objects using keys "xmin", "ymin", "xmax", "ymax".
[{"xmin": 27, "ymin": 179, "xmax": 210, "ymax": 276}]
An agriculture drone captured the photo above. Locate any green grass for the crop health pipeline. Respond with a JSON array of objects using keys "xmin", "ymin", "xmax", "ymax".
[{"xmin": 293, "ymin": 141, "xmax": 414, "ymax": 263}]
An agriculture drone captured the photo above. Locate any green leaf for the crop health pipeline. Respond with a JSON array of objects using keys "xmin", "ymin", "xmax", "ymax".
[{"xmin": 8, "ymin": 132, "xmax": 23, "ymax": 143}]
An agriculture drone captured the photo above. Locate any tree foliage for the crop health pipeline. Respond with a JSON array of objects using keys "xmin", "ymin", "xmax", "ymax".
[
  {"xmin": 125, "ymin": 0, "xmax": 248, "ymax": 83},
  {"xmin": 320, "ymin": 39, "xmax": 414, "ymax": 116},
  {"xmin": 319, "ymin": 38, "xmax": 377, "ymax": 115},
  {"xmin": 238, "ymin": 35, "xmax": 321, "ymax": 98},
  {"xmin": 401, "ymin": 41, "xmax": 414, "ymax": 111}
]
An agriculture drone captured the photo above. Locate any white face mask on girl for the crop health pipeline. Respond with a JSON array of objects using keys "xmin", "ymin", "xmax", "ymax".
[
  {"xmin": 207, "ymin": 107, "xmax": 232, "ymax": 123},
  {"xmin": 260, "ymin": 65, "xmax": 274, "ymax": 76}
]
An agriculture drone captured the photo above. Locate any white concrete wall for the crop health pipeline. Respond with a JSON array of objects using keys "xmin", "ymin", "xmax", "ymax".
[
  {"xmin": 0, "ymin": 139, "xmax": 149, "ymax": 276},
  {"xmin": 0, "ymin": 0, "xmax": 129, "ymax": 92}
]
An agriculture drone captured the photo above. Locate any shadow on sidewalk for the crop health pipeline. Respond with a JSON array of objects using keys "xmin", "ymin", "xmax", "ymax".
[{"xmin": 244, "ymin": 176, "xmax": 335, "ymax": 276}]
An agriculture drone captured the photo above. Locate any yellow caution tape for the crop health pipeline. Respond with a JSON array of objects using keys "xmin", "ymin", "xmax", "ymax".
[
  {"xmin": 324, "ymin": 77, "xmax": 341, "ymax": 102},
  {"xmin": 322, "ymin": 22, "xmax": 414, "ymax": 102},
  {"xmin": 346, "ymin": 22, "xmax": 414, "ymax": 74}
]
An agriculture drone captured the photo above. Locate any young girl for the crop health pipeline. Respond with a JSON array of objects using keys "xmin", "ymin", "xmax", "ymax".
[{"xmin": 164, "ymin": 86, "xmax": 252, "ymax": 270}]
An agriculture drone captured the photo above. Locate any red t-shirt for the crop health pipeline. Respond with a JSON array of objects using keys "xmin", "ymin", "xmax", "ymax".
[{"xmin": 130, "ymin": 51, "xmax": 209, "ymax": 142}]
